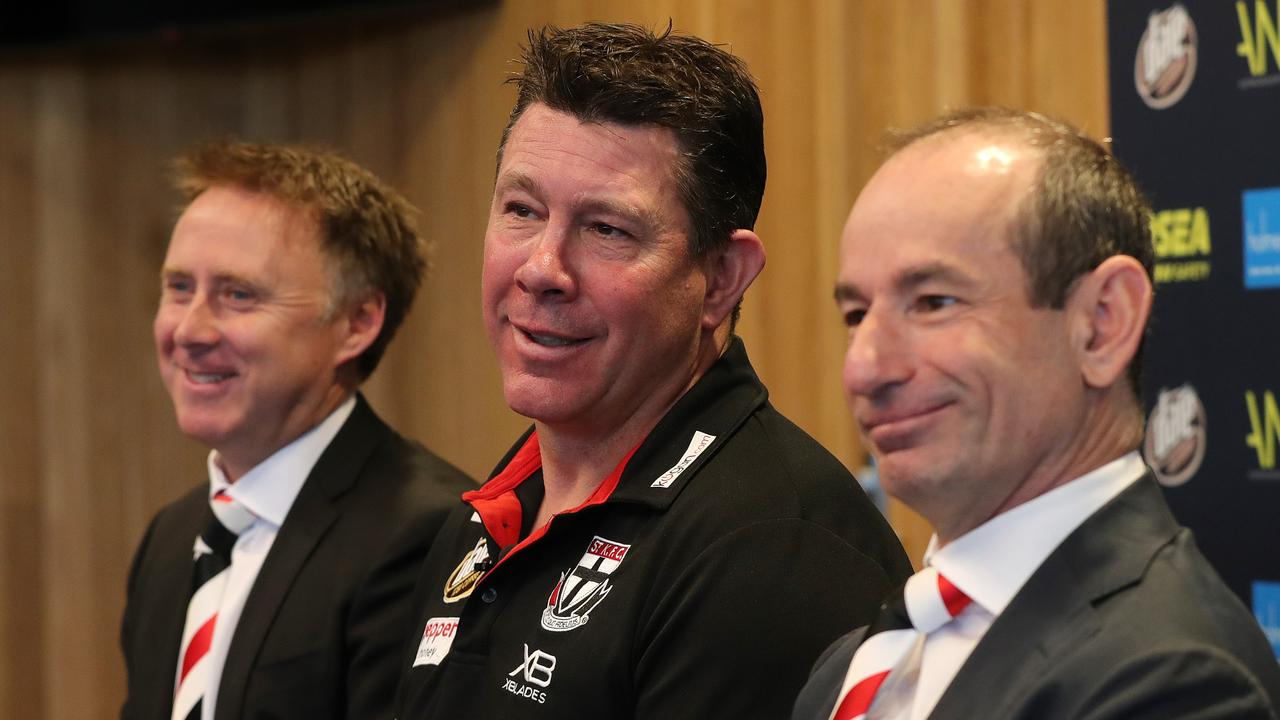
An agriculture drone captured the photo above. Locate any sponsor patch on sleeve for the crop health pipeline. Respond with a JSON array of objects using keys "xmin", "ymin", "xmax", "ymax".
[{"xmin": 413, "ymin": 616, "xmax": 460, "ymax": 667}]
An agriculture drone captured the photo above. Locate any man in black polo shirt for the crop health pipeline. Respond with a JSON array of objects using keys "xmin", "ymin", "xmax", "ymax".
[{"xmin": 396, "ymin": 23, "xmax": 912, "ymax": 719}]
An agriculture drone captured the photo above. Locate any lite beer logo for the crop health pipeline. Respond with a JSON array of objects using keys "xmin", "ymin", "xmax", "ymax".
[
  {"xmin": 1143, "ymin": 384, "xmax": 1207, "ymax": 487},
  {"xmin": 541, "ymin": 536, "xmax": 630, "ymax": 632},
  {"xmin": 1237, "ymin": 0, "xmax": 1280, "ymax": 87},
  {"xmin": 502, "ymin": 644, "xmax": 557, "ymax": 704},
  {"xmin": 443, "ymin": 537, "xmax": 490, "ymax": 603},
  {"xmin": 1135, "ymin": 3, "xmax": 1198, "ymax": 109}
]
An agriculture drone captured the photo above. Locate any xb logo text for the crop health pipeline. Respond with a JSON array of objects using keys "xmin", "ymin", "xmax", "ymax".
[
  {"xmin": 509, "ymin": 644, "xmax": 557, "ymax": 688},
  {"xmin": 503, "ymin": 644, "xmax": 557, "ymax": 704}
]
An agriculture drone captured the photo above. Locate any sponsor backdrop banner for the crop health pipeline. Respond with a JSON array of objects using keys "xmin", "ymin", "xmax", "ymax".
[{"xmin": 1108, "ymin": 0, "xmax": 1280, "ymax": 657}]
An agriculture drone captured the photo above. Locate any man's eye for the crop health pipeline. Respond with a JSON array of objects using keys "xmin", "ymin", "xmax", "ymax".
[
  {"xmin": 165, "ymin": 278, "xmax": 193, "ymax": 294},
  {"xmin": 916, "ymin": 295, "xmax": 957, "ymax": 312},
  {"xmin": 506, "ymin": 203, "xmax": 535, "ymax": 218},
  {"xmin": 590, "ymin": 222, "xmax": 627, "ymax": 238},
  {"xmin": 842, "ymin": 308, "xmax": 867, "ymax": 327},
  {"xmin": 224, "ymin": 287, "xmax": 256, "ymax": 303}
]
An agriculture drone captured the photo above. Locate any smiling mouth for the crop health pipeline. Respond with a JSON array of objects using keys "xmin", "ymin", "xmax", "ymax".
[
  {"xmin": 186, "ymin": 369, "xmax": 236, "ymax": 384},
  {"xmin": 519, "ymin": 328, "xmax": 589, "ymax": 348},
  {"xmin": 861, "ymin": 403, "xmax": 952, "ymax": 445}
]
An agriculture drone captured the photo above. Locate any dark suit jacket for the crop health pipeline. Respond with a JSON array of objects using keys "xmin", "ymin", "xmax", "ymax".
[
  {"xmin": 794, "ymin": 474, "xmax": 1280, "ymax": 719},
  {"xmin": 121, "ymin": 394, "xmax": 473, "ymax": 720}
]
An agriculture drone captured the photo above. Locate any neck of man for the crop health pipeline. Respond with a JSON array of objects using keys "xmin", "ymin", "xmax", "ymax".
[
  {"xmin": 218, "ymin": 380, "xmax": 356, "ymax": 483},
  {"xmin": 933, "ymin": 388, "xmax": 1144, "ymax": 547},
  {"xmin": 529, "ymin": 327, "xmax": 730, "ymax": 530}
]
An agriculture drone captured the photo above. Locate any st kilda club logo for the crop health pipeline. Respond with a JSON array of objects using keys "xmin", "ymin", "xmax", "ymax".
[{"xmin": 541, "ymin": 536, "xmax": 630, "ymax": 632}]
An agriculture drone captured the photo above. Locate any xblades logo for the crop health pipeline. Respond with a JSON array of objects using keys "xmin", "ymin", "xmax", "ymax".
[{"xmin": 502, "ymin": 644, "xmax": 556, "ymax": 704}]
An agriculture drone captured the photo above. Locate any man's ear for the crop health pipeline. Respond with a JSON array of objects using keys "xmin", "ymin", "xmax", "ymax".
[
  {"xmin": 1069, "ymin": 255, "xmax": 1152, "ymax": 390},
  {"xmin": 701, "ymin": 229, "xmax": 766, "ymax": 330},
  {"xmin": 334, "ymin": 291, "xmax": 387, "ymax": 367}
]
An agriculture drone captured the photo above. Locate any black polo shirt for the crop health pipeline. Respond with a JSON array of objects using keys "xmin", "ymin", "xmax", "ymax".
[{"xmin": 396, "ymin": 339, "xmax": 911, "ymax": 719}]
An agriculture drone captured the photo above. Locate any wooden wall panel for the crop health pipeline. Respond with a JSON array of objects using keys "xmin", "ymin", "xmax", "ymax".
[
  {"xmin": 0, "ymin": 1, "xmax": 1107, "ymax": 716},
  {"xmin": 0, "ymin": 64, "xmax": 47, "ymax": 720}
]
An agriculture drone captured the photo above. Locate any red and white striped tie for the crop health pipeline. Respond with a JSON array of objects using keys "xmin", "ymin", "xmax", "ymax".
[
  {"xmin": 171, "ymin": 491, "xmax": 255, "ymax": 720},
  {"xmin": 829, "ymin": 567, "xmax": 972, "ymax": 720}
]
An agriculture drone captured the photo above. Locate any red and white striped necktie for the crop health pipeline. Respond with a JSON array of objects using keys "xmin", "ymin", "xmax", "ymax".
[
  {"xmin": 829, "ymin": 567, "xmax": 972, "ymax": 720},
  {"xmin": 171, "ymin": 491, "xmax": 255, "ymax": 720}
]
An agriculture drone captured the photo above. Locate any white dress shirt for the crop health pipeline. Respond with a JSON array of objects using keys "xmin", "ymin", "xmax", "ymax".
[
  {"xmin": 193, "ymin": 395, "xmax": 355, "ymax": 720},
  {"xmin": 897, "ymin": 451, "xmax": 1147, "ymax": 720}
]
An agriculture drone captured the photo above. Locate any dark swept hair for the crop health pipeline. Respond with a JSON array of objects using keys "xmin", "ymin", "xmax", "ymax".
[
  {"xmin": 174, "ymin": 139, "xmax": 425, "ymax": 380},
  {"xmin": 498, "ymin": 22, "xmax": 766, "ymax": 321},
  {"xmin": 888, "ymin": 107, "xmax": 1155, "ymax": 397}
]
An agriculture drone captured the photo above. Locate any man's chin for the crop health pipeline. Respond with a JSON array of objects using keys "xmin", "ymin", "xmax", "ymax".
[
  {"xmin": 502, "ymin": 377, "xmax": 593, "ymax": 424},
  {"xmin": 175, "ymin": 413, "xmax": 238, "ymax": 449},
  {"xmin": 874, "ymin": 452, "xmax": 946, "ymax": 498}
]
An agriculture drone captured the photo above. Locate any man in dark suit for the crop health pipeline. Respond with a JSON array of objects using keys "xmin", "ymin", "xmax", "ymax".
[
  {"xmin": 121, "ymin": 141, "xmax": 473, "ymax": 720},
  {"xmin": 796, "ymin": 108, "xmax": 1280, "ymax": 719}
]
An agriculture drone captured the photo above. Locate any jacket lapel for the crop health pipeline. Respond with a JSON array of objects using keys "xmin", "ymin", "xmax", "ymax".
[
  {"xmin": 144, "ymin": 494, "xmax": 208, "ymax": 718},
  {"xmin": 927, "ymin": 475, "xmax": 1180, "ymax": 719},
  {"xmin": 213, "ymin": 395, "xmax": 388, "ymax": 720}
]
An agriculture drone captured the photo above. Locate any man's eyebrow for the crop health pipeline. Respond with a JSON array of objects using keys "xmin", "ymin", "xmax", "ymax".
[
  {"xmin": 896, "ymin": 261, "xmax": 978, "ymax": 292},
  {"xmin": 833, "ymin": 282, "xmax": 864, "ymax": 304},
  {"xmin": 494, "ymin": 170, "xmax": 664, "ymax": 230},
  {"xmin": 159, "ymin": 267, "xmax": 259, "ymax": 287},
  {"xmin": 577, "ymin": 197, "xmax": 662, "ymax": 229},
  {"xmin": 493, "ymin": 170, "xmax": 539, "ymax": 196},
  {"xmin": 832, "ymin": 261, "xmax": 975, "ymax": 303}
]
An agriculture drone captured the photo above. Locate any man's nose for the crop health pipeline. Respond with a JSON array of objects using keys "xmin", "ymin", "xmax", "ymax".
[
  {"xmin": 171, "ymin": 295, "xmax": 221, "ymax": 348},
  {"xmin": 842, "ymin": 307, "xmax": 913, "ymax": 400},
  {"xmin": 514, "ymin": 222, "xmax": 578, "ymax": 301}
]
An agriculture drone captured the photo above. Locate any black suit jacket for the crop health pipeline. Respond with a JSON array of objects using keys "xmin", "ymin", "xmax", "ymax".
[
  {"xmin": 794, "ymin": 474, "xmax": 1280, "ymax": 719},
  {"xmin": 121, "ymin": 395, "xmax": 473, "ymax": 720}
]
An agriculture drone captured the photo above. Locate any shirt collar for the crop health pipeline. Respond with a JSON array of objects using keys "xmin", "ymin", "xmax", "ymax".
[
  {"xmin": 475, "ymin": 337, "xmax": 769, "ymax": 512},
  {"xmin": 207, "ymin": 394, "xmax": 357, "ymax": 527},
  {"xmin": 924, "ymin": 451, "xmax": 1147, "ymax": 617}
]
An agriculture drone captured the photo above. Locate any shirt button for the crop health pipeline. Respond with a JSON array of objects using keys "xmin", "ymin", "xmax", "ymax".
[{"xmin": 481, "ymin": 587, "xmax": 498, "ymax": 603}]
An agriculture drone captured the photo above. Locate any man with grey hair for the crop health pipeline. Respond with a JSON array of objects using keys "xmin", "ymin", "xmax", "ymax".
[{"xmin": 794, "ymin": 108, "xmax": 1280, "ymax": 720}]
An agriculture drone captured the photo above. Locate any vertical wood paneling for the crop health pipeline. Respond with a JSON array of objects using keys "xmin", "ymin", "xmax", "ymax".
[
  {"xmin": 810, "ymin": 0, "xmax": 861, "ymax": 470},
  {"xmin": 0, "ymin": 64, "xmax": 47, "ymax": 720},
  {"xmin": 34, "ymin": 65, "xmax": 98, "ymax": 719},
  {"xmin": 0, "ymin": 2, "xmax": 1108, "ymax": 715}
]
